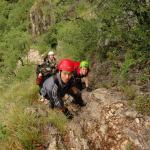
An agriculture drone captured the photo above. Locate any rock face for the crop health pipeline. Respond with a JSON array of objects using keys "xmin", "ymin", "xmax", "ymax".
[
  {"xmin": 16, "ymin": 49, "xmax": 42, "ymax": 71},
  {"xmin": 27, "ymin": 49, "xmax": 42, "ymax": 64},
  {"xmin": 29, "ymin": 0, "xmax": 53, "ymax": 36},
  {"xmin": 45, "ymin": 88, "xmax": 150, "ymax": 150}
]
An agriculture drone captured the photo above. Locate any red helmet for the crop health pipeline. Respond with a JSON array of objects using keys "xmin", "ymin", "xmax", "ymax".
[
  {"xmin": 74, "ymin": 61, "xmax": 80, "ymax": 70},
  {"xmin": 58, "ymin": 59, "xmax": 74, "ymax": 72}
]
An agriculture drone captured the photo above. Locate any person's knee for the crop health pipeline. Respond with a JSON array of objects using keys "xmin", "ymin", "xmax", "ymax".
[{"xmin": 70, "ymin": 86, "xmax": 79, "ymax": 94}]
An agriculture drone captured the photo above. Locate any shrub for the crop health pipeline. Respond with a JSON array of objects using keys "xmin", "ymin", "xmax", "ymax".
[
  {"xmin": 0, "ymin": 123, "xmax": 8, "ymax": 140},
  {"xmin": 120, "ymin": 85, "xmax": 136, "ymax": 100},
  {"xmin": 135, "ymin": 96, "xmax": 150, "ymax": 115},
  {"xmin": 15, "ymin": 64, "xmax": 35, "ymax": 82}
]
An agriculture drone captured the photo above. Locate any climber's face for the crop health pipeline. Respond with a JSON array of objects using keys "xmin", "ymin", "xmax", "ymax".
[
  {"xmin": 80, "ymin": 68, "xmax": 88, "ymax": 76},
  {"xmin": 48, "ymin": 54, "xmax": 55, "ymax": 61},
  {"xmin": 60, "ymin": 71, "xmax": 72, "ymax": 84}
]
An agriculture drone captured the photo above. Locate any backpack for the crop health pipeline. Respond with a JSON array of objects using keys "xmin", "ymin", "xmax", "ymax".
[
  {"xmin": 36, "ymin": 63, "xmax": 52, "ymax": 86},
  {"xmin": 36, "ymin": 60, "xmax": 58, "ymax": 86}
]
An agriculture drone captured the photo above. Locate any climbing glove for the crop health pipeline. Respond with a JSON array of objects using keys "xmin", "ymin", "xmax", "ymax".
[
  {"xmin": 72, "ymin": 98, "xmax": 86, "ymax": 107},
  {"xmin": 62, "ymin": 107, "xmax": 73, "ymax": 120}
]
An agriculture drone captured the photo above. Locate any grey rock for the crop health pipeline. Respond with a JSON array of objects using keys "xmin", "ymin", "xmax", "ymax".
[
  {"xmin": 135, "ymin": 118, "xmax": 140, "ymax": 124},
  {"xmin": 99, "ymin": 124, "xmax": 108, "ymax": 136},
  {"xmin": 125, "ymin": 110, "xmax": 138, "ymax": 118}
]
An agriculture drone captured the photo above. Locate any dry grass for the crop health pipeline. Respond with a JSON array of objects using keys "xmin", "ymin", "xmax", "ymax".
[{"xmin": 0, "ymin": 66, "xmax": 67, "ymax": 149}]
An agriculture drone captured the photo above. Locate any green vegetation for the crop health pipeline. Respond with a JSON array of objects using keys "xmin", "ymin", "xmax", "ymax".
[
  {"xmin": 120, "ymin": 85, "xmax": 137, "ymax": 100},
  {"xmin": 0, "ymin": 66, "xmax": 40, "ymax": 149},
  {"xmin": 0, "ymin": 0, "xmax": 35, "ymax": 75},
  {"xmin": 136, "ymin": 95, "xmax": 150, "ymax": 115},
  {"xmin": 0, "ymin": 64, "xmax": 67, "ymax": 149}
]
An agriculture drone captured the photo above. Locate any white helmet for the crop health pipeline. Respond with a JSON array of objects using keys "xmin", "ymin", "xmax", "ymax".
[{"xmin": 48, "ymin": 51, "xmax": 54, "ymax": 56}]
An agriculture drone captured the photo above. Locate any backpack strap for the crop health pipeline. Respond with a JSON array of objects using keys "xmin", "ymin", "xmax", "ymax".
[
  {"xmin": 36, "ymin": 64, "xmax": 42, "ymax": 76},
  {"xmin": 53, "ymin": 75, "xmax": 59, "ymax": 87}
]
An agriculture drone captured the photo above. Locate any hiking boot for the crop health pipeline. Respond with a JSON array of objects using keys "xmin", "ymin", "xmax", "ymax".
[
  {"xmin": 78, "ymin": 100, "xmax": 86, "ymax": 107},
  {"xmin": 49, "ymin": 101, "xmax": 54, "ymax": 109},
  {"xmin": 72, "ymin": 99, "xmax": 86, "ymax": 107},
  {"xmin": 39, "ymin": 95, "xmax": 45, "ymax": 102},
  {"xmin": 43, "ymin": 99, "xmax": 49, "ymax": 105},
  {"xmin": 86, "ymin": 87, "xmax": 92, "ymax": 92}
]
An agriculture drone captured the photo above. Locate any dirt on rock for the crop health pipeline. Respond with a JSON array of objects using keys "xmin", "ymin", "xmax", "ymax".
[{"xmin": 44, "ymin": 88, "xmax": 150, "ymax": 150}]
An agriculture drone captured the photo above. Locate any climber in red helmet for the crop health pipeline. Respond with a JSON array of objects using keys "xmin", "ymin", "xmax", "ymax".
[{"xmin": 40, "ymin": 59, "xmax": 86, "ymax": 119}]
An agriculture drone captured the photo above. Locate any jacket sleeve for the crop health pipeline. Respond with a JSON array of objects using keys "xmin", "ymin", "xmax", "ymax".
[
  {"xmin": 51, "ymin": 84, "xmax": 64, "ymax": 108},
  {"xmin": 40, "ymin": 85, "xmax": 47, "ymax": 98},
  {"xmin": 40, "ymin": 77, "xmax": 64, "ymax": 109}
]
